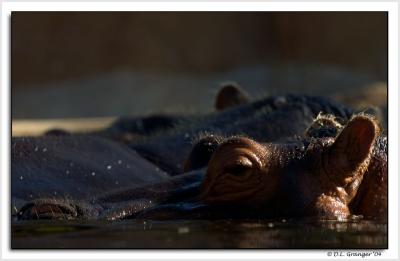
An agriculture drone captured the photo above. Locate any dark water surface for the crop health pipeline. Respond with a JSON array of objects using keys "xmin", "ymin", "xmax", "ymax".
[{"xmin": 12, "ymin": 219, "xmax": 387, "ymax": 249}]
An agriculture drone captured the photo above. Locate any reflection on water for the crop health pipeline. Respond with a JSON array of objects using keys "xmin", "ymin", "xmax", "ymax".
[{"xmin": 12, "ymin": 219, "xmax": 387, "ymax": 249}]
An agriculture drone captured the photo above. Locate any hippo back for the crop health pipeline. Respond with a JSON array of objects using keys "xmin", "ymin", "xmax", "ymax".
[
  {"xmin": 12, "ymin": 135, "xmax": 169, "ymax": 211},
  {"xmin": 130, "ymin": 95, "xmax": 353, "ymax": 174}
]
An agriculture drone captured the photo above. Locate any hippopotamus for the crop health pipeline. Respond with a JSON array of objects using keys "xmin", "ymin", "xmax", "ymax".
[
  {"xmin": 109, "ymin": 88, "xmax": 353, "ymax": 175},
  {"xmin": 12, "ymin": 84, "xmax": 387, "ymax": 222},
  {"xmin": 42, "ymin": 83, "xmax": 354, "ymax": 176},
  {"xmin": 89, "ymin": 113, "xmax": 386, "ymax": 221},
  {"xmin": 11, "ymin": 135, "xmax": 170, "ymax": 218},
  {"xmin": 196, "ymin": 114, "xmax": 387, "ymax": 220}
]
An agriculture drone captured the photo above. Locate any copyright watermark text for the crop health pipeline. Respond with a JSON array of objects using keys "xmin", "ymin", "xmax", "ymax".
[{"xmin": 327, "ymin": 251, "xmax": 382, "ymax": 258}]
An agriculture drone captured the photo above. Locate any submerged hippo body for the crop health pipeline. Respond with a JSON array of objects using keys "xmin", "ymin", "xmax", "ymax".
[
  {"xmin": 45, "ymin": 85, "xmax": 354, "ymax": 175},
  {"xmin": 12, "ymin": 135, "xmax": 169, "ymax": 218},
  {"xmin": 126, "ymin": 94, "xmax": 353, "ymax": 174}
]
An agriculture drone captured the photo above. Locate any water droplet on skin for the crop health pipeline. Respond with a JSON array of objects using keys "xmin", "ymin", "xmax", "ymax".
[
  {"xmin": 42, "ymin": 148, "xmax": 47, "ymax": 152},
  {"xmin": 117, "ymin": 160, "xmax": 122, "ymax": 164},
  {"xmin": 107, "ymin": 165, "xmax": 112, "ymax": 170},
  {"xmin": 91, "ymin": 172, "xmax": 96, "ymax": 176}
]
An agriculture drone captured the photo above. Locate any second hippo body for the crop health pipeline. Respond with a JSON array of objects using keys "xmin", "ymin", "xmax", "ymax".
[
  {"xmin": 11, "ymin": 135, "xmax": 170, "ymax": 217},
  {"xmin": 125, "ymin": 95, "xmax": 353, "ymax": 175}
]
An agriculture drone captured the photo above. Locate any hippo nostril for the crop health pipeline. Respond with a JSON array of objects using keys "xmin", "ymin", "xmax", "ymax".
[{"xmin": 17, "ymin": 200, "xmax": 80, "ymax": 220}]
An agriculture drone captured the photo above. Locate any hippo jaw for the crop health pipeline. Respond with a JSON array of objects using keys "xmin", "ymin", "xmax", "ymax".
[{"xmin": 96, "ymin": 170, "xmax": 206, "ymax": 220}]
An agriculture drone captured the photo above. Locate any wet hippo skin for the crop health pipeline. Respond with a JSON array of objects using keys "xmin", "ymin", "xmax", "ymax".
[
  {"xmin": 12, "ymin": 135, "xmax": 169, "ymax": 218},
  {"xmin": 127, "ymin": 94, "xmax": 353, "ymax": 175},
  {"xmin": 13, "ymin": 85, "xmax": 386, "ymax": 221},
  {"xmin": 91, "ymin": 114, "xmax": 386, "ymax": 221},
  {"xmin": 15, "ymin": 113, "xmax": 387, "ymax": 222},
  {"xmin": 197, "ymin": 114, "xmax": 387, "ymax": 220},
  {"xmin": 43, "ymin": 84, "xmax": 354, "ymax": 175},
  {"xmin": 99, "ymin": 83, "xmax": 250, "ymax": 143}
]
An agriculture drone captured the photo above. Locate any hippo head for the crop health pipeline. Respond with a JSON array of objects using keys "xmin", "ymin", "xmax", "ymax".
[{"xmin": 194, "ymin": 115, "xmax": 380, "ymax": 219}]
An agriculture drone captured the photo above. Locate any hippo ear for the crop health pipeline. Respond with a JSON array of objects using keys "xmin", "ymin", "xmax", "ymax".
[
  {"xmin": 214, "ymin": 82, "xmax": 250, "ymax": 111},
  {"xmin": 328, "ymin": 115, "xmax": 379, "ymax": 180},
  {"xmin": 183, "ymin": 135, "xmax": 224, "ymax": 172}
]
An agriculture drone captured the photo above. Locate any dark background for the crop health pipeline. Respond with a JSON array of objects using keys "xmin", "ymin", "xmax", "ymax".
[{"xmin": 11, "ymin": 12, "xmax": 388, "ymax": 119}]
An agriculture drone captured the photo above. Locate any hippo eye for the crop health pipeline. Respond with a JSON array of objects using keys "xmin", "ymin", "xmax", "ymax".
[
  {"xmin": 224, "ymin": 156, "xmax": 253, "ymax": 176},
  {"xmin": 226, "ymin": 164, "xmax": 252, "ymax": 176}
]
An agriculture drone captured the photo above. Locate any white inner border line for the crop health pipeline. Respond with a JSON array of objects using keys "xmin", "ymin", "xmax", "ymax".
[
  {"xmin": 0, "ymin": 1, "xmax": 398, "ymax": 11},
  {"xmin": 1, "ymin": 1, "xmax": 399, "ymax": 260}
]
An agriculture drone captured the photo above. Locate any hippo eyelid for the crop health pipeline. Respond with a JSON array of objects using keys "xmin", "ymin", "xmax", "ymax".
[
  {"xmin": 230, "ymin": 148, "xmax": 263, "ymax": 168},
  {"xmin": 233, "ymin": 156, "xmax": 253, "ymax": 168},
  {"xmin": 224, "ymin": 157, "xmax": 253, "ymax": 176}
]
